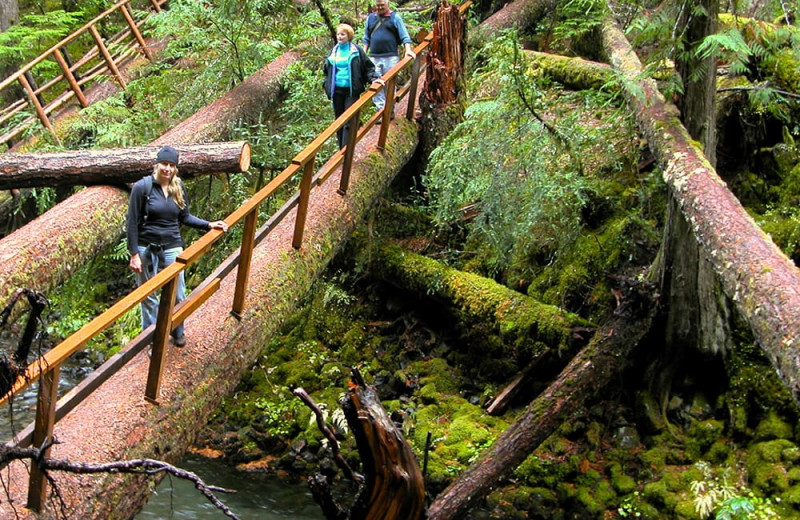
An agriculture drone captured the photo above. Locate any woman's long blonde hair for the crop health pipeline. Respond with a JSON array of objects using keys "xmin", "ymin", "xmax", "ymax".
[{"xmin": 153, "ymin": 163, "xmax": 186, "ymax": 209}]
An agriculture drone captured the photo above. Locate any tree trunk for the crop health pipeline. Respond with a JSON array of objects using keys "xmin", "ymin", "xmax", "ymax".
[
  {"xmin": 601, "ymin": 18, "xmax": 800, "ymax": 405},
  {"xmin": 427, "ymin": 279, "xmax": 658, "ymax": 520},
  {"xmin": 649, "ymin": 0, "xmax": 728, "ymax": 405},
  {"xmin": 345, "ymin": 370, "xmax": 426, "ymax": 520},
  {"xmin": 477, "ymin": 0, "xmax": 555, "ymax": 38},
  {"xmin": 419, "ymin": 1, "xmax": 468, "ymax": 171},
  {"xmin": 0, "ymin": 50, "xmax": 300, "ymax": 315},
  {"xmin": 0, "ymin": 0, "xmax": 17, "ymax": 32},
  {"xmin": 0, "ymin": 142, "xmax": 251, "ymax": 189}
]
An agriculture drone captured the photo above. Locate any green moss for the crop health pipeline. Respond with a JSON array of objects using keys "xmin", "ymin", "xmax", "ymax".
[
  {"xmin": 685, "ymin": 419, "xmax": 725, "ymax": 461},
  {"xmin": 747, "ymin": 439, "xmax": 798, "ymax": 494},
  {"xmin": 754, "ymin": 410, "xmax": 795, "ymax": 441},
  {"xmin": 609, "ymin": 462, "xmax": 637, "ymax": 494},
  {"xmin": 575, "ymin": 479, "xmax": 617, "ymax": 513}
]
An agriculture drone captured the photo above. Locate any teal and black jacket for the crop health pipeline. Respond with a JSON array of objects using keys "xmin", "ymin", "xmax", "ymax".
[{"xmin": 323, "ymin": 42, "xmax": 378, "ymax": 99}]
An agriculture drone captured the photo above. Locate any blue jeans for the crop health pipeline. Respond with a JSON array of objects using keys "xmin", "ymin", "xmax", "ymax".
[
  {"xmin": 371, "ymin": 55, "xmax": 399, "ymax": 111},
  {"xmin": 136, "ymin": 245, "xmax": 186, "ymax": 340}
]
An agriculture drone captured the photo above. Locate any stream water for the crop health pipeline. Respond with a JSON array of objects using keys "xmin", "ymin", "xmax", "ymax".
[
  {"xmin": 135, "ymin": 455, "xmax": 323, "ymax": 520},
  {"xmin": 0, "ymin": 365, "xmax": 323, "ymax": 520}
]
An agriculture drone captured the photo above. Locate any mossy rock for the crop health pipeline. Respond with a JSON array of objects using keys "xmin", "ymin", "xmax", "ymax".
[
  {"xmin": 685, "ymin": 419, "xmax": 725, "ymax": 461},
  {"xmin": 754, "ymin": 410, "xmax": 795, "ymax": 441},
  {"xmin": 747, "ymin": 439, "xmax": 797, "ymax": 494},
  {"xmin": 609, "ymin": 462, "xmax": 637, "ymax": 494}
]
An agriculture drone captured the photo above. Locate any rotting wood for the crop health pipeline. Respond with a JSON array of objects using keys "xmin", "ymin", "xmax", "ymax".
[
  {"xmin": 427, "ymin": 277, "xmax": 659, "ymax": 520},
  {"xmin": 485, "ymin": 351, "xmax": 549, "ymax": 416},
  {"xmin": 300, "ymin": 370, "xmax": 425, "ymax": 520},
  {"xmin": 0, "ymin": 289, "xmax": 47, "ymax": 396},
  {"xmin": 0, "ymin": 142, "xmax": 251, "ymax": 189},
  {"xmin": 424, "ymin": 0, "xmax": 466, "ymax": 106},
  {"xmin": 601, "ymin": 17, "xmax": 800, "ymax": 405}
]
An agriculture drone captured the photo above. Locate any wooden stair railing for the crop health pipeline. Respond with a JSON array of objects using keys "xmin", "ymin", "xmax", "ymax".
[
  {"xmin": 0, "ymin": 2, "xmax": 472, "ymax": 512},
  {"xmin": 0, "ymin": 0, "xmax": 168, "ymax": 148}
]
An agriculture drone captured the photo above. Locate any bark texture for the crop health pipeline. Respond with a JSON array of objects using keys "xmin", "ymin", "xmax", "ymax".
[
  {"xmin": 601, "ymin": 18, "xmax": 800, "ymax": 403},
  {"xmin": 0, "ymin": 142, "xmax": 250, "ymax": 189},
  {"xmin": 419, "ymin": 1, "xmax": 468, "ymax": 171},
  {"xmin": 0, "ymin": 51, "xmax": 300, "ymax": 313},
  {"xmin": 427, "ymin": 280, "xmax": 658, "ymax": 520}
]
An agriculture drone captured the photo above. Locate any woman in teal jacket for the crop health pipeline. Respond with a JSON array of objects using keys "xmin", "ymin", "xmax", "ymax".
[{"xmin": 323, "ymin": 23, "xmax": 382, "ymax": 148}]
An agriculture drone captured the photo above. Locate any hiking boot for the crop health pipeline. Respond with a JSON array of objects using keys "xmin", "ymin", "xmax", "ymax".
[{"xmin": 172, "ymin": 336, "xmax": 186, "ymax": 348}]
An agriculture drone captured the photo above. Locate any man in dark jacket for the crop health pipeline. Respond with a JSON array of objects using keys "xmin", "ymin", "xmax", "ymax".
[{"xmin": 362, "ymin": 0, "xmax": 415, "ymax": 117}]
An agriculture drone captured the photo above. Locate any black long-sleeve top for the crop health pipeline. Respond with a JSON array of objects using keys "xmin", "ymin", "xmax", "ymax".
[{"xmin": 126, "ymin": 176, "xmax": 209, "ymax": 255}]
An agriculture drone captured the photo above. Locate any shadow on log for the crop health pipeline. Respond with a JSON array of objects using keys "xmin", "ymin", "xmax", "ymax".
[{"xmin": 296, "ymin": 369, "xmax": 425, "ymax": 520}]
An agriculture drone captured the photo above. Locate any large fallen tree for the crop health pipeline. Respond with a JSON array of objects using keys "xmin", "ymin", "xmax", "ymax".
[
  {"xmin": 0, "ymin": 50, "xmax": 300, "ymax": 309},
  {"xmin": 365, "ymin": 241, "xmax": 592, "ymax": 356},
  {"xmin": 0, "ymin": 142, "xmax": 251, "ymax": 189},
  {"xmin": 601, "ymin": 18, "xmax": 800, "ymax": 405},
  {"xmin": 426, "ymin": 278, "xmax": 658, "ymax": 520}
]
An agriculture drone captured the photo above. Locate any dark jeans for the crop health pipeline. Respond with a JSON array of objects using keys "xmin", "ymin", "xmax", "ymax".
[{"xmin": 332, "ymin": 86, "xmax": 358, "ymax": 149}]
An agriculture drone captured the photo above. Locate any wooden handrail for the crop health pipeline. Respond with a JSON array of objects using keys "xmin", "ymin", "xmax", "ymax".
[
  {"xmin": 0, "ymin": 0, "xmax": 159, "ymax": 92},
  {"xmin": 0, "ymin": 0, "xmax": 165, "ymax": 146}
]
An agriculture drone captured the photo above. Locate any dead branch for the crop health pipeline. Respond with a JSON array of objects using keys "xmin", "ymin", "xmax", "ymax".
[{"xmin": 0, "ymin": 442, "xmax": 241, "ymax": 520}]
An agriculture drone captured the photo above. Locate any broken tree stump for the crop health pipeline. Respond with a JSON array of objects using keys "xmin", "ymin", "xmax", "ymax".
[
  {"xmin": 0, "ymin": 142, "xmax": 251, "ymax": 189},
  {"xmin": 299, "ymin": 370, "xmax": 426, "ymax": 520}
]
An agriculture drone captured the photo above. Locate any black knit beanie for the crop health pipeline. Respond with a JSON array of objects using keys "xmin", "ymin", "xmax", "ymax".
[{"xmin": 156, "ymin": 145, "xmax": 179, "ymax": 166}]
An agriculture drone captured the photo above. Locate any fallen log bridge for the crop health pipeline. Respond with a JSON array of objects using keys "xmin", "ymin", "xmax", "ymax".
[{"xmin": 0, "ymin": 142, "xmax": 251, "ymax": 189}]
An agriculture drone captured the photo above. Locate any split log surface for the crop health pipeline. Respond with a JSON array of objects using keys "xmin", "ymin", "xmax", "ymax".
[
  {"xmin": 427, "ymin": 280, "xmax": 658, "ymax": 520},
  {"xmin": 0, "ymin": 50, "xmax": 300, "ymax": 312},
  {"xmin": 0, "ymin": 142, "xmax": 251, "ymax": 189},
  {"xmin": 601, "ymin": 18, "xmax": 800, "ymax": 404},
  {"xmin": 344, "ymin": 370, "xmax": 425, "ymax": 520}
]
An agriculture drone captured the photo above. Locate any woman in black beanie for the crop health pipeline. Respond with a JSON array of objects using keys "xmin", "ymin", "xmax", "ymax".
[{"xmin": 126, "ymin": 145, "xmax": 228, "ymax": 347}]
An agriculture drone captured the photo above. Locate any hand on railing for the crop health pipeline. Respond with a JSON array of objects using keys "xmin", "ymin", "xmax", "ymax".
[
  {"xmin": 372, "ymin": 78, "xmax": 386, "ymax": 88},
  {"xmin": 208, "ymin": 220, "xmax": 229, "ymax": 232}
]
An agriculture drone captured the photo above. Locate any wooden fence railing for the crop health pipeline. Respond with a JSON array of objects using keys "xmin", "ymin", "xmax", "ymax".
[
  {"xmin": 0, "ymin": 2, "xmax": 472, "ymax": 511},
  {"xmin": 0, "ymin": 0, "xmax": 167, "ymax": 148}
]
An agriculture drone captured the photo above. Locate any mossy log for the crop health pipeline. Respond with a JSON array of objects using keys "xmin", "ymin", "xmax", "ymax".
[
  {"xmin": 522, "ymin": 50, "xmax": 612, "ymax": 91},
  {"xmin": 477, "ymin": 0, "xmax": 555, "ymax": 39},
  {"xmin": 0, "ymin": 51, "xmax": 300, "ymax": 317},
  {"xmin": 366, "ymin": 241, "xmax": 592, "ymax": 357},
  {"xmin": 427, "ymin": 279, "xmax": 658, "ymax": 520},
  {"xmin": 601, "ymin": 18, "xmax": 800, "ymax": 404},
  {"xmin": 0, "ymin": 141, "xmax": 251, "ymax": 189}
]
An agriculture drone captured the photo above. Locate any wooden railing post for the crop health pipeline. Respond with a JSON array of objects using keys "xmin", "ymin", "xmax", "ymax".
[
  {"xmin": 144, "ymin": 277, "xmax": 178, "ymax": 403},
  {"xmin": 150, "ymin": 0, "xmax": 162, "ymax": 12},
  {"xmin": 53, "ymin": 49, "xmax": 88, "ymax": 107},
  {"xmin": 89, "ymin": 25, "xmax": 127, "ymax": 89},
  {"xmin": 338, "ymin": 107, "xmax": 361, "ymax": 195},
  {"xmin": 377, "ymin": 76, "xmax": 396, "ymax": 150},
  {"xmin": 405, "ymin": 52, "xmax": 422, "ymax": 120},
  {"xmin": 17, "ymin": 74, "xmax": 59, "ymax": 143},
  {"xmin": 292, "ymin": 158, "xmax": 316, "ymax": 249},
  {"xmin": 120, "ymin": 2, "xmax": 154, "ymax": 61},
  {"xmin": 27, "ymin": 364, "xmax": 61, "ymax": 512},
  {"xmin": 232, "ymin": 209, "xmax": 258, "ymax": 318}
]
